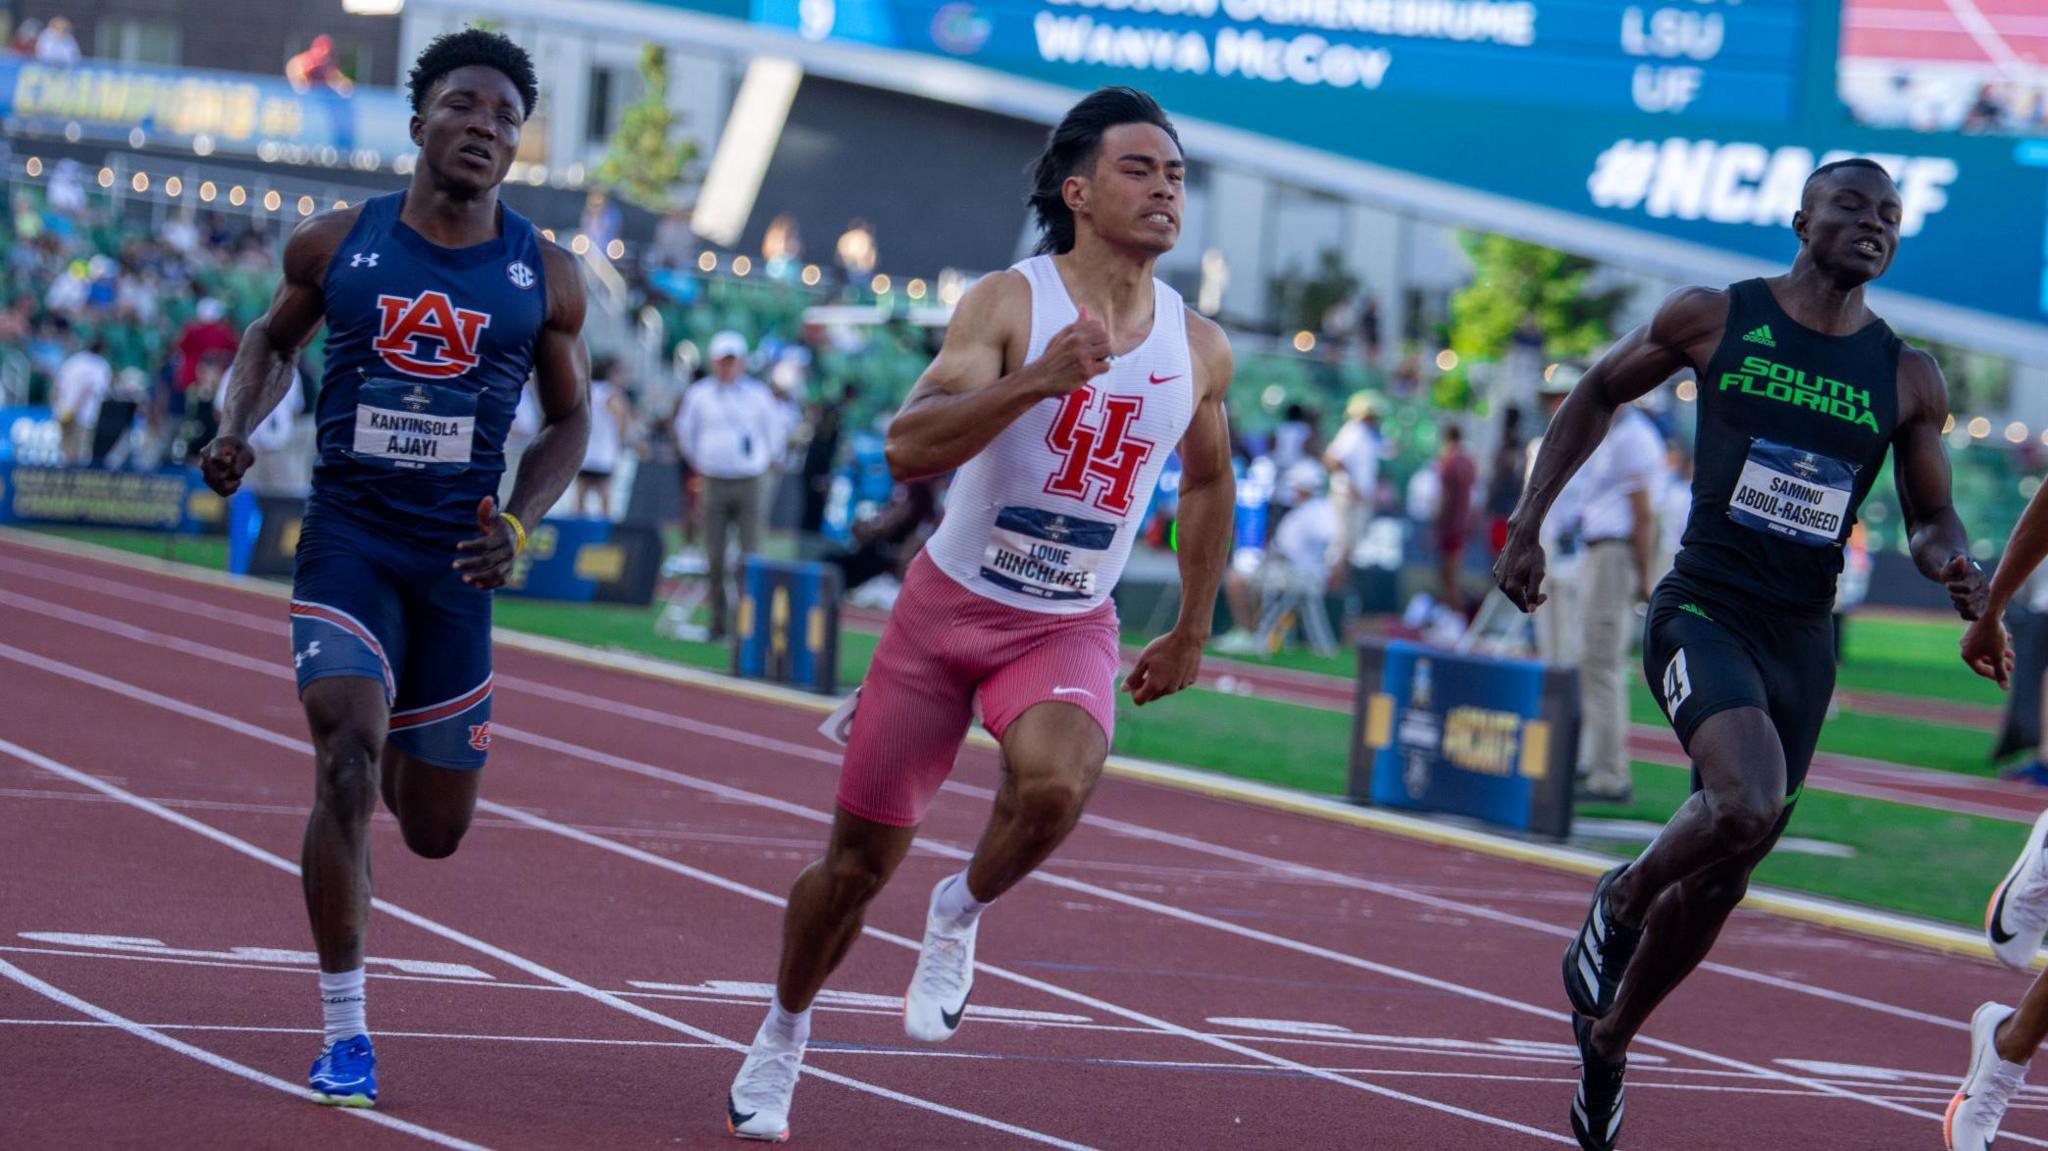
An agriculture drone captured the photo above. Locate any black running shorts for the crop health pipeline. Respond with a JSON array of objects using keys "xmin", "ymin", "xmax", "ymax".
[{"xmin": 1640, "ymin": 570, "xmax": 1836, "ymax": 800}]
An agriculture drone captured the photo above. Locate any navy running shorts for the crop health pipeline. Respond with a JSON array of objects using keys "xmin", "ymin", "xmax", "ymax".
[
  {"xmin": 1640, "ymin": 570, "xmax": 1835, "ymax": 801},
  {"xmin": 288, "ymin": 510, "xmax": 494, "ymax": 769}
]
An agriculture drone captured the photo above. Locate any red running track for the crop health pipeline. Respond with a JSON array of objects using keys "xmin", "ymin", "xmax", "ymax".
[{"xmin": 4, "ymin": 533, "xmax": 2048, "ymax": 1150}]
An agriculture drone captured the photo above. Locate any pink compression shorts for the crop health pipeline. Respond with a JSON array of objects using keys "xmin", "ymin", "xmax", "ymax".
[{"xmin": 833, "ymin": 550, "xmax": 1121, "ymax": 827}]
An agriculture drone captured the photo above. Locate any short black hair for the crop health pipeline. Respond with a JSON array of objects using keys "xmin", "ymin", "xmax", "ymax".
[
  {"xmin": 1800, "ymin": 158, "xmax": 1893, "ymax": 213},
  {"xmin": 1027, "ymin": 87, "xmax": 1181, "ymax": 256},
  {"xmin": 408, "ymin": 28, "xmax": 538, "ymax": 119}
]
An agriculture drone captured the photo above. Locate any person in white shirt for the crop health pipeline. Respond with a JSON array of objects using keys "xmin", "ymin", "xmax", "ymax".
[
  {"xmin": 53, "ymin": 336, "xmax": 111, "ymax": 465},
  {"xmin": 577, "ymin": 355, "xmax": 637, "ymax": 519},
  {"xmin": 216, "ymin": 363, "xmax": 306, "ymax": 494},
  {"xmin": 1572, "ymin": 401, "xmax": 1667, "ymax": 803},
  {"xmin": 1322, "ymin": 390, "xmax": 1382, "ymax": 569},
  {"xmin": 1219, "ymin": 463, "xmax": 1337, "ymax": 653},
  {"xmin": 673, "ymin": 330, "xmax": 788, "ymax": 639}
]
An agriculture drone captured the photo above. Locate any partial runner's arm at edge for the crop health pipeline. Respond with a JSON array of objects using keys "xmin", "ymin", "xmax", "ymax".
[
  {"xmin": 1168, "ymin": 312, "xmax": 1236, "ymax": 643},
  {"xmin": 218, "ymin": 212, "xmax": 347, "ymax": 440},
  {"xmin": 1893, "ymin": 346, "xmax": 1988, "ymax": 620},
  {"xmin": 884, "ymin": 272, "xmax": 1073, "ymax": 481},
  {"xmin": 1985, "ymin": 482, "xmax": 2048, "ymax": 619},
  {"xmin": 1505, "ymin": 286, "xmax": 1720, "ymax": 548},
  {"xmin": 505, "ymin": 242, "xmax": 592, "ymax": 528}
]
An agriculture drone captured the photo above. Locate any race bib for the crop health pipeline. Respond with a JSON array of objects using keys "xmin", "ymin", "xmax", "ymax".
[
  {"xmin": 1726, "ymin": 437, "xmax": 1854, "ymax": 548},
  {"xmin": 981, "ymin": 506, "xmax": 1116, "ymax": 602},
  {"xmin": 350, "ymin": 378, "xmax": 477, "ymax": 476}
]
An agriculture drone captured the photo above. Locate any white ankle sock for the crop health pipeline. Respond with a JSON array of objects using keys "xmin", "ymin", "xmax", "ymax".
[
  {"xmin": 933, "ymin": 871, "xmax": 988, "ymax": 926},
  {"xmin": 764, "ymin": 993, "xmax": 811, "ymax": 1046},
  {"xmin": 320, "ymin": 968, "xmax": 367, "ymax": 1046}
]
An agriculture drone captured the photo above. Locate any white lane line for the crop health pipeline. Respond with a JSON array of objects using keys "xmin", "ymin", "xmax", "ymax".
[
  {"xmin": 0, "ymin": 641, "xmax": 1993, "ymax": 1148},
  {"xmin": 0, "ymin": 646, "xmax": 1574, "ymax": 1146},
  {"xmin": 0, "ymin": 587, "xmax": 2010, "ymax": 1140},
  {"xmin": 0, "ymin": 565, "xmax": 1997, "ymax": 1027},
  {"xmin": 0, "ymin": 731, "xmax": 1094, "ymax": 1151},
  {"xmin": 0, "ymin": 957, "xmax": 490, "ymax": 1151},
  {"xmin": 0, "ymin": 1017, "xmax": 2004, "ymax": 1104}
]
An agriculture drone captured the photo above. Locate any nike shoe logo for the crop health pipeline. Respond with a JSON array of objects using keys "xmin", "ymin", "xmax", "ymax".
[
  {"xmin": 1148, "ymin": 372, "xmax": 1180, "ymax": 384},
  {"xmin": 727, "ymin": 1096, "xmax": 757, "ymax": 1127},
  {"xmin": 1992, "ymin": 885, "xmax": 2017, "ymax": 944},
  {"xmin": 941, "ymin": 994, "xmax": 969, "ymax": 1030},
  {"xmin": 1051, "ymin": 686, "xmax": 1093, "ymax": 697}
]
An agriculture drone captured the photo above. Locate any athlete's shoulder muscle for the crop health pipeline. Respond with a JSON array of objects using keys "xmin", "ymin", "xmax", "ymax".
[
  {"xmin": 262, "ymin": 207, "xmax": 361, "ymax": 350},
  {"xmin": 1895, "ymin": 343, "xmax": 1949, "ymax": 427},
  {"xmin": 1184, "ymin": 306, "xmax": 1234, "ymax": 401},
  {"xmin": 913, "ymin": 269, "xmax": 1030, "ymax": 399},
  {"xmin": 537, "ymin": 240, "xmax": 586, "ymax": 337},
  {"xmin": 1647, "ymin": 285, "xmax": 1729, "ymax": 364}
]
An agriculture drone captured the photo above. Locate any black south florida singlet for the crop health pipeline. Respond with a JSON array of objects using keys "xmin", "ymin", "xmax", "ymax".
[{"xmin": 1673, "ymin": 278, "xmax": 1905, "ymax": 614}]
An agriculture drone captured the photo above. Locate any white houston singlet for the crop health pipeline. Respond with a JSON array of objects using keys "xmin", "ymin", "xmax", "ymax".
[{"xmin": 924, "ymin": 255, "xmax": 1196, "ymax": 615}]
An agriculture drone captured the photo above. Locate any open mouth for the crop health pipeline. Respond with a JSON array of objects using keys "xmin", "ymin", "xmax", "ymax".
[
  {"xmin": 1851, "ymin": 237, "xmax": 1883, "ymax": 259},
  {"xmin": 1142, "ymin": 212, "xmax": 1176, "ymax": 228}
]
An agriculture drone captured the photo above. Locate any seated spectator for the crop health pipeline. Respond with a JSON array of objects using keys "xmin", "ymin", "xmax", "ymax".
[{"xmin": 1216, "ymin": 462, "xmax": 1339, "ymax": 655}]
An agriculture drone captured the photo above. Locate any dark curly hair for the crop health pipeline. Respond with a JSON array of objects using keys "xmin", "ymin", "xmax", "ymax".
[
  {"xmin": 407, "ymin": 28, "xmax": 539, "ymax": 119},
  {"xmin": 1027, "ymin": 87, "xmax": 1180, "ymax": 256}
]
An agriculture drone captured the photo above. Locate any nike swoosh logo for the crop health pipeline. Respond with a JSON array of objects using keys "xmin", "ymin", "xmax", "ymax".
[
  {"xmin": 941, "ymin": 994, "xmax": 969, "ymax": 1030},
  {"xmin": 727, "ymin": 1096, "xmax": 757, "ymax": 1127},
  {"xmin": 1992, "ymin": 884, "xmax": 2017, "ymax": 944},
  {"xmin": 1148, "ymin": 372, "xmax": 1180, "ymax": 384},
  {"xmin": 1051, "ymin": 687, "xmax": 1093, "ymax": 697}
]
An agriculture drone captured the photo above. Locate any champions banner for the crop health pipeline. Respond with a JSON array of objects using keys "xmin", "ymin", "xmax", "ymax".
[
  {"xmin": 0, "ymin": 463, "xmax": 222, "ymax": 534},
  {"xmin": 1347, "ymin": 638, "xmax": 1580, "ymax": 840}
]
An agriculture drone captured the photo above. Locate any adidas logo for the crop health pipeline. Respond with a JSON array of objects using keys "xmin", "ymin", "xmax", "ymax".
[{"xmin": 1742, "ymin": 325, "xmax": 1775, "ymax": 348}]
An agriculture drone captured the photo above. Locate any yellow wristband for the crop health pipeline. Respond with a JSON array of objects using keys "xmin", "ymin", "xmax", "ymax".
[{"xmin": 501, "ymin": 511, "xmax": 527, "ymax": 555}]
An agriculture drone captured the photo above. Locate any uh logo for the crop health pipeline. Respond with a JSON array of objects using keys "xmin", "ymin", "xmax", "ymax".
[{"xmin": 373, "ymin": 291, "xmax": 493, "ymax": 379}]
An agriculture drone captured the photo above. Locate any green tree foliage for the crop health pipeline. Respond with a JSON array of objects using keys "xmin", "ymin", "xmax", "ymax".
[
  {"xmin": 1446, "ymin": 233, "xmax": 1629, "ymax": 384},
  {"xmin": 1267, "ymin": 248, "xmax": 1360, "ymax": 336},
  {"xmin": 593, "ymin": 44, "xmax": 697, "ymax": 209}
]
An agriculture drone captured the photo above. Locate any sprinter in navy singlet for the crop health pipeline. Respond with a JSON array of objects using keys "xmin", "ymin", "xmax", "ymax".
[
  {"xmin": 200, "ymin": 29, "xmax": 589, "ymax": 1109},
  {"xmin": 1493, "ymin": 160, "xmax": 1989, "ymax": 1151}
]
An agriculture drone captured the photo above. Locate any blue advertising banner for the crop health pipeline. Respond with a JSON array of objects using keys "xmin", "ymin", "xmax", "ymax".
[
  {"xmin": 0, "ymin": 462, "xmax": 222, "ymax": 533},
  {"xmin": 501, "ymin": 517, "xmax": 664, "ymax": 605},
  {"xmin": 0, "ymin": 58, "xmax": 414, "ymax": 162},
  {"xmin": 1348, "ymin": 638, "xmax": 1579, "ymax": 838},
  {"xmin": 735, "ymin": 557, "xmax": 843, "ymax": 694},
  {"xmin": 633, "ymin": 0, "xmax": 2048, "ymax": 343}
]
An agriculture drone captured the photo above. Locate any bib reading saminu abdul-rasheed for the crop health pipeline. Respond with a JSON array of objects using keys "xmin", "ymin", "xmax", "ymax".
[
  {"xmin": 1674, "ymin": 278, "xmax": 1903, "ymax": 614},
  {"xmin": 924, "ymin": 256, "xmax": 1196, "ymax": 615}
]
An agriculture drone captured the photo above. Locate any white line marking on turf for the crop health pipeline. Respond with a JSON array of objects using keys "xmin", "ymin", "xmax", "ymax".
[
  {"xmin": 0, "ymin": 587, "xmax": 2018, "ymax": 1141},
  {"xmin": 0, "ymin": 732, "xmax": 1095, "ymax": 1151},
  {"xmin": 0, "ymin": 647, "xmax": 1575, "ymax": 1144},
  {"xmin": 0, "ymin": 957, "xmax": 490, "ymax": 1150}
]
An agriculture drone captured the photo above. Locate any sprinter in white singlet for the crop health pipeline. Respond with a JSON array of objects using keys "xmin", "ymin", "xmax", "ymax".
[{"xmin": 725, "ymin": 88, "xmax": 1237, "ymax": 1142}]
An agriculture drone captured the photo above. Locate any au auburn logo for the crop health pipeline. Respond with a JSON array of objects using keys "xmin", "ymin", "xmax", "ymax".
[
  {"xmin": 374, "ymin": 291, "xmax": 492, "ymax": 379},
  {"xmin": 1045, "ymin": 386, "xmax": 1154, "ymax": 516},
  {"xmin": 467, "ymin": 722, "xmax": 493, "ymax": 752}
]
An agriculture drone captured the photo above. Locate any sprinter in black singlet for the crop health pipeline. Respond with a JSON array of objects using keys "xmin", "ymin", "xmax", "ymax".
[{"xmin": 1493, "ymin": 159, "xmax": 1989, "ymax": 1151}]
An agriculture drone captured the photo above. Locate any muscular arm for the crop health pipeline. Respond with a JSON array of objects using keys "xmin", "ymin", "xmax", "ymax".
[
  {"xmin": 1496, "ymin": 286, "xmax": 1723, "ymax": 610},
  {"xmin": 1170, "ymin": 313, "xmax": 1235, "ymax": 643},
  {"xmin": 1125, "ymin": 312, "xmax": 1234, "ymax": 706},
  {"xmin": 211, "ymin": 213, "xmax": 348, "ymax": 454},
  {"xmin": 506, "ymin": 242, "xmax": 592, "ymax": 527},
  {"xmin": 884, "ymin": 272, "xmax": 1087, "ymax": 481},
  {"xmin": 1892, "ymin": 346, "xmax": 1986, "ymax": 619}
]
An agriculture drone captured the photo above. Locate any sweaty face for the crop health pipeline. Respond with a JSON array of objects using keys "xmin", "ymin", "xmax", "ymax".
[
  {"xmin": 411, "ymin": 65, "xmax": 524, "ymax": 197},
  {"xmin": 1796, "ymin": 166, "xmax": 1902, "ymax": 284},
  {"xmin": 1074, "ymin": 122, "xmax": 1184, "ymax": 255}
]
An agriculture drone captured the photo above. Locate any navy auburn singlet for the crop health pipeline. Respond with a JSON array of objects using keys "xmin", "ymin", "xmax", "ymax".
[{"xmin": 310, "ymin": 191, "xmax": 546, "ymax": 544}]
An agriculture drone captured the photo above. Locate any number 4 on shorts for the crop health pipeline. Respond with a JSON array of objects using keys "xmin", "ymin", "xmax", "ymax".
[{"xmin": 1662, "ymin": 649, "xmax": 1692, "ymax": 718}]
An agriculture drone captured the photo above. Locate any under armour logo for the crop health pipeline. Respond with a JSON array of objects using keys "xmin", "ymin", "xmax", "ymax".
[
  {"xmin": 293, "ymin": 640, "xmax": 322, "ymax": 669},
  {"xmin": 351, "ymin": 252, "xmax": 379, "ymax": 268}
]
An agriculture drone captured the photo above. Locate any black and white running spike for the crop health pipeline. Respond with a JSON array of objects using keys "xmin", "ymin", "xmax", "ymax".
[
  {"xmin": 1563, "ymin": 864, "xmax": 1642, "ymax": 1019},
  {"xmin": 1570, "ymin": 1013, "xmax": 1627, "ymax": 1151}
]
